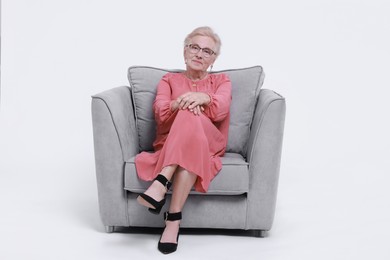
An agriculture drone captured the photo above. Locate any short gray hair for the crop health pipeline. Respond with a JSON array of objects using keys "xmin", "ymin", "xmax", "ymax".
[{"xmin": 184, "ymin": 26, "xmax": 222, "ymax": 56}]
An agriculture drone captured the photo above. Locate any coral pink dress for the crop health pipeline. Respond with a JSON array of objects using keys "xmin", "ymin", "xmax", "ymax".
[{"xmin": 135, "ymin": 72, "xmax": 232, "ymax": 192}]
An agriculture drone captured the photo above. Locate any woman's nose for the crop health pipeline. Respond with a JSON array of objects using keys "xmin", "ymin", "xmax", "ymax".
[{"xmin": 195, "ymin": 52, "xmax": 203, "ymax": 59}]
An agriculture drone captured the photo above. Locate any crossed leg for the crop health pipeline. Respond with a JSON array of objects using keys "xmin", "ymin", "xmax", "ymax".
[
  {"xmin": 136, "ymin": 164, "xmax": 177, "ymax": 209},
  {"xmin": 137, "ymin": 165, "xmax": 197, "ymax": 244},
  {"xmin": 160, "ymin": 166, "xmax": 197, "ymax": 243}
]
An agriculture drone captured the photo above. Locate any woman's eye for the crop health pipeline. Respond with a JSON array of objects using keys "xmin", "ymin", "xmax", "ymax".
[
  {"xmin": 191, "ymin": 44, "xmax": 200, "ymax": 51},
  {"xmin": 203, "ymin": 49, "xmax": 212, "ymax": 55}
]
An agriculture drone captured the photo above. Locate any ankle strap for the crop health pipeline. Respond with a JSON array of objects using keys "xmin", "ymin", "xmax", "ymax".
[
  {"xmin": 155, "ymin": 174, "xmax": 172, "ymax": 191},
  {"xmin": 164, "ymin": 212, "xmax": 182, "ymax": 221}
]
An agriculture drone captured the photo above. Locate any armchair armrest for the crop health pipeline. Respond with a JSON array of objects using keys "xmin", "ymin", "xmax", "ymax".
[
  {"xmin": 246, "ymin": 89, "xmax": 286, "ymax": 230},
  {"xmin": 91, "ymin": 86, "xmax": 138, "ymax": 227}
]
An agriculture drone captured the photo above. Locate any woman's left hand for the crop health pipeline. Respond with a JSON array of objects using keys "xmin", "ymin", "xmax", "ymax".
[
  {"xmin": 176, "ymin": 92, "xmax": 210, "ymax": 112},
  {"xmin": 189, "ymin": 105, "xmax": 204, "ymax": 116}
]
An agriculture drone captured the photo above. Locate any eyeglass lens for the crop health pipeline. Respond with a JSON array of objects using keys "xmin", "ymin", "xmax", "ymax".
[{"xmin": 188, "ymin": 44, "xmax": 214, "ymax": 57}]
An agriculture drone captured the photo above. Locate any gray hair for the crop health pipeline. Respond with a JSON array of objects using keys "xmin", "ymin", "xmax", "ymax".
[{"xmin": 184, "ymin": 26, "xmax": 222, "ymax": 56}]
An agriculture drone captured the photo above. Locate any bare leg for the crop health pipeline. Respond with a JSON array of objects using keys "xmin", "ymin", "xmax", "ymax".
[
  {"xmin": 160, "ymin": 166, "xmax": 197, "ymax": 243},
  {"xmin": 137, "ymin": 164, "xmax": 177, "ymax": 209}
]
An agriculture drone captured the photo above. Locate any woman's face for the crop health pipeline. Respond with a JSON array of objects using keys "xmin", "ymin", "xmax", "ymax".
[{"xmin": 184, "ymin": 35, "xmax": 217, "ymax": 72}]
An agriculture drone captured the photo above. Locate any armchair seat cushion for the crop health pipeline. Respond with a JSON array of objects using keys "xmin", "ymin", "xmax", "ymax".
[{"xmin": 124, "ymin": 153, "xmax": 249, "ymax": 195}]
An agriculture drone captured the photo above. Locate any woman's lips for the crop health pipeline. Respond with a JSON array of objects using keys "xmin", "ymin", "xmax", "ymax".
[{"xmin": 192, "ymin": 60, "xmax": 203, "ymax": 65}]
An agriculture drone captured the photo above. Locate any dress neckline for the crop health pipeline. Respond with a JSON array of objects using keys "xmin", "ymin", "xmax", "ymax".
[{"xmin": 181, "ymin": 72, "xmax": 210, "ymax": 83}]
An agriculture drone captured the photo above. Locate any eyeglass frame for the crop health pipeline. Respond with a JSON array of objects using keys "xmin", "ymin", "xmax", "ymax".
[{"xmin": 185, "ymin": 44, "xmax": 217, "ymax": 58}]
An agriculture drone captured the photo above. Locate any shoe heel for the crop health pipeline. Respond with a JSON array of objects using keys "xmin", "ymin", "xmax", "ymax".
[
  {"xmin": 148, "ymin": 199, "xmax": 165, "ymax": 214},
  {"xmin": 138, "ymin": 174, "xmax": 171, "ymax": 215}
]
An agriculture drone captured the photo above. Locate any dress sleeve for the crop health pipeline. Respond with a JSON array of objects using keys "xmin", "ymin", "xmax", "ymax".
[
  {"xmin": 153, "ymin": 73, "xmax": 175, "ymax": 126},
  {"xmin": 202, "ymin": 74, "xmax": 232, "ymax": 122}
]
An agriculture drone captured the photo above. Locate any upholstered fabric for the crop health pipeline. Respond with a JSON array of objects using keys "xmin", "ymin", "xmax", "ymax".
[
  {"xmin": 126, "ymin": 193, "xmax": 248, "ymax": 229},
  {"xmin": 128, "ymin": 67, "xmax": 168, "ymax": 152},
  {"xmin": 219, "ymin": 66, "xmax": 265, "ymax": 156},
  {"xmin": 124, "ymin": 152, "xmax": 249, "ymax": 195},
  {"xmin": 128, "ymin": 66, "xmax": 265, "ymax": 156}
]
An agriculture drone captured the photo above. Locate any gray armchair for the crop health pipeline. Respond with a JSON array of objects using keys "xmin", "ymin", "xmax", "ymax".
[{"xmin": 91, "ymin": 66, "xmax": 286, "ymax": 237}]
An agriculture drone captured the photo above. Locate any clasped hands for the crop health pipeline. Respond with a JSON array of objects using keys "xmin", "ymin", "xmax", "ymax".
[{"xmin": 171, "ymin": 92, "xmax": 211, "ymax": 116}]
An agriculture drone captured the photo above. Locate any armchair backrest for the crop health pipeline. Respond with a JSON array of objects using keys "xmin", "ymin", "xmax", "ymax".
[{"xmin": 128, "ymin": 66, "xmax": 265, "ymax": 158}]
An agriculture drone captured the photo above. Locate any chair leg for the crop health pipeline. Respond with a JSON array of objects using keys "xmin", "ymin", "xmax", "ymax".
[
  {"xmin": 253, "ymin": 230, "xmax": 267, "ymax": 237},
  {"xmin": 105, "ymin": 226, "xmax": 115, "ymax": 233}
]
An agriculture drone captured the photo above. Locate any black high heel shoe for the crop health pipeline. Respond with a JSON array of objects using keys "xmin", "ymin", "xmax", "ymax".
[
  {"xmin": 137, "ymin": 174, "xmax": 172, "ymax": 214},
  {"xmin": 158, "ymin": 211, "xmax": 182, "ymax": 254}
]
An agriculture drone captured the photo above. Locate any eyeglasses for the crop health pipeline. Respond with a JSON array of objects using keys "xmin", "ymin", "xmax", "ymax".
[{"xmin": 186, "ymin": 44, "xmax": 216, "ymax": 58}]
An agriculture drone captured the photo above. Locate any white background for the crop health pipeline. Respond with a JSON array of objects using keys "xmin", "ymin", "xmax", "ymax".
[{"xmin": 1, "ymin": 0, "xmax": 390, "ymax": 259}]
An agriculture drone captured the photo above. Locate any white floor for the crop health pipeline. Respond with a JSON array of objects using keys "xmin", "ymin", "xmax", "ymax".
[{"xmin": 1, "ymin": 156, "xmax": 389, "ymax": 260}]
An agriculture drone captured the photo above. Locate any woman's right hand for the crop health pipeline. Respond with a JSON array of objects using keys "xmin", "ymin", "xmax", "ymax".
[{"xmin": 170, "ymin": 100, "xmax": 180, "ymax": 112}]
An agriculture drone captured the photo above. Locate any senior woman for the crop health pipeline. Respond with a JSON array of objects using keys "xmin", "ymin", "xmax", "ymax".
[{"xmin": 135, "ymin": 26, "xmax": 232, "ymax": 254}]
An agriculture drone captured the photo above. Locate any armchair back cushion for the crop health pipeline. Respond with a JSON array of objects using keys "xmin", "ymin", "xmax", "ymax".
[{"xmin": 128, "ymin": 66, "xmax": 265, "ymax": 157}]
